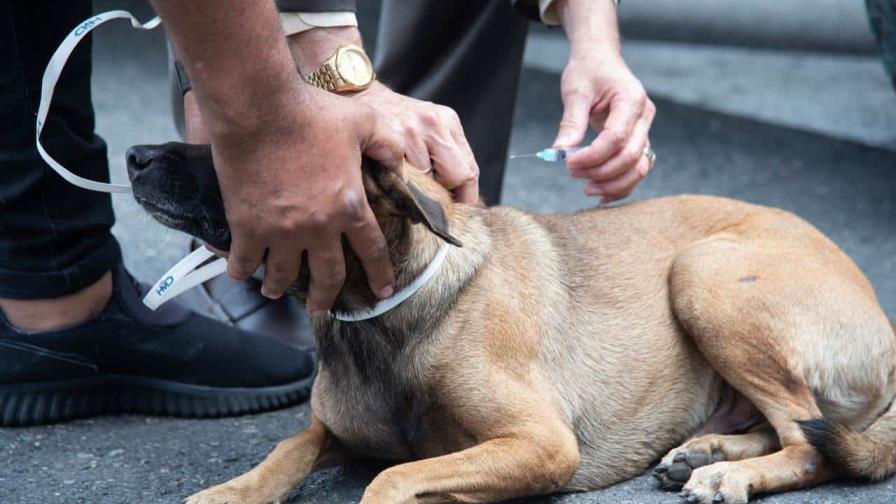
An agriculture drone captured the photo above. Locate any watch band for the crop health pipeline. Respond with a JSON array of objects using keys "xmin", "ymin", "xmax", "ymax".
[
  {"xmin": 304, "ymin": 63, "xmax": 341, "ymax": 92},
  {"xmin": 174, "ymin": 59, "xmax": 192, "ymax": 96}
]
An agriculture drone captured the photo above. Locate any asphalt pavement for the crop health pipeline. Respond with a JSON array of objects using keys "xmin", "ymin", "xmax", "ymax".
[{"xmin": 2, "ymin": 2, "xmax": 895, "ymax": 503}]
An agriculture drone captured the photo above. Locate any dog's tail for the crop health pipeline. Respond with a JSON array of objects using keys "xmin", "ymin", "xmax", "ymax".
[{"xmin": 798, "ymin": 319, "xmax": 896, "ymax": 481}]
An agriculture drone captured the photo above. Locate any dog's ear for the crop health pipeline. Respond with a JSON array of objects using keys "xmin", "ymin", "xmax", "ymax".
[
  {"xmin": 364, "ymin": 160, "xmax": 462, "ymax": 247},
  {"xmin": 403, "ymin": 181, "xmax": 463, "ymax": 247}
]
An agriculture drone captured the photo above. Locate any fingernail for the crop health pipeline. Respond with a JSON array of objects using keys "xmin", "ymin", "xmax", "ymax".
[
  {"xmin": 585, "ymin": 186, "xmax": 603, "ymax": 197},
  {"xmin": 378, "ymin": 285, "xmax": 395, "ymax": 299},
  {"xmin": 260, "ymin": 287, "xmax": 282, "ymax": 300}
]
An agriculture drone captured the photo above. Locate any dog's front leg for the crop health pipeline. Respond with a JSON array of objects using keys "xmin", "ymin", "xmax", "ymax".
[
  {"xmin": 360, "ymin": 427, "xmax": 580, "ymax": 504},
  {"xmin": 186, "ymin": 415, "xmax": 349, "ymax": 504}
]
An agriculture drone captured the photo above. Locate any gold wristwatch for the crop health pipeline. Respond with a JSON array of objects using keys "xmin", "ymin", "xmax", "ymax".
[{"xmin": 304, "ymin": 44, "xmax": 375, "ymax": 93}]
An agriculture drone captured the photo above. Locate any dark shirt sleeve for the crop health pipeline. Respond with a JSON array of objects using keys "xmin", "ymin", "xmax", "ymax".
[
  {"xmin": 511, "ymin": 0, "xmax": 619, "ymax": 23},
  {"xmin": 276, "ymin": 0, "xmax": 356, "ymax": 13},
  {"xmin": 512, "ymin": 0, "xmax": 541, "ymax": 22}
]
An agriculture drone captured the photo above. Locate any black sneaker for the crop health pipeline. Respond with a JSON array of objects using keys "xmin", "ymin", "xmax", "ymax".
[{"xmin": 0, "ymin": 263, "xmax": 315, "ymax": 427}]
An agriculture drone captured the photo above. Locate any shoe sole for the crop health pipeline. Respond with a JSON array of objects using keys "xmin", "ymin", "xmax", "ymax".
[{"xmin": 0, "ymin": 373, "xmax": 313, "ymax": 427}]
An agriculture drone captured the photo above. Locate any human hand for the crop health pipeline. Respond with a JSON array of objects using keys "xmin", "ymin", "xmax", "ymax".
[
  {"xmin": 286, "ymin": 27, "xmax": 479, "ymax": 205},
  {"xmin": 356, "ymin": 82, "xmax": 479, "ymax": 204},
  {"xmin": 555, "ymin": 55, "xmax": 656, "ymax": 202},
  {"xmin": 554, "ymin": 0, "xmax": 656, "ymax": 203},
  {"xmin": 211, "ymin": 85, "xmax": 404, "ymax": 315}
]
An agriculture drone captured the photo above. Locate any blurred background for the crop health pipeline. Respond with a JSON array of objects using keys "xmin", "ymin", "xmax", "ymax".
[{"xmin": 3, "ymin": 1, "xmax": 895, "ymax": 503}]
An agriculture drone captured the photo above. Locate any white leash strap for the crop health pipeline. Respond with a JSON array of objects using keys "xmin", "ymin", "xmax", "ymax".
[
  {"xmin": 36, "ymin": 10, "xmax": 161, "ymax": 193},
  {"xmin": 143, "ymin": 247, "xmax": 227, "ymax": 311},
  {"xmin": 33, "ymin": 10, "xmax": 231, "ymax": 311},
  {"xmin": 334, "ymin": 245, "xmax": 449, "ymax": 322}
]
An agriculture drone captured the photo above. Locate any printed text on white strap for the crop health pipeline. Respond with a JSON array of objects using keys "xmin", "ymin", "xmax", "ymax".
[
  {"xmin": 143, "ymin": 247, "xmax": 228, "ymax": 311},
  {"xmin": 36, "ymin": 11, "xmax": 161, "ymax": 193}
]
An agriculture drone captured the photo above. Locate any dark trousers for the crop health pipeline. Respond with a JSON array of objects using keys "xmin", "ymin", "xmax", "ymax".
[
  {"xmin": 0, "ymin": 0, "xmax": 120, "ymax": 299},
  {"xmin": 375, "ymin": 0, "xmax": 529, "ymax": 205}
]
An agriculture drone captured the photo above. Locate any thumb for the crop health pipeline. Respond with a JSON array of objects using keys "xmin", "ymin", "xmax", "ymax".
[{"xmin": 553, "ymin": 93, "xmax": 591, "ymax": 148}]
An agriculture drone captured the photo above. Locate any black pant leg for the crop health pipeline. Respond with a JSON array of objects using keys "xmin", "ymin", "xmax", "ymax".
[
  {"xmin": 0, "ymin": 0, "xmax": 119, "ymax": 299},
  {"xmin": 374, "ymin": 0, "xmax": 529, "ymax": 206}
]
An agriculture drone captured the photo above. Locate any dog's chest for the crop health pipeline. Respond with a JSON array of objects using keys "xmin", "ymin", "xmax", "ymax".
[
  {"xmin": 312, "ymin": 321, "xmax": 461, "ymax": 461},
  {"xmin": 313, "ymin": 368, "xmax": 428, "ymax": 460}
]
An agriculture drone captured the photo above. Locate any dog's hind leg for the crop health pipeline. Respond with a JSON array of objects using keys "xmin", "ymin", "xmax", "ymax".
[
  {"xmin": 664, "ymin": 234, "xmax": 863, "ymax": 503},
  {"xmin": 186, "ymin": 415, "xmax": 350, "ymax": 504}
]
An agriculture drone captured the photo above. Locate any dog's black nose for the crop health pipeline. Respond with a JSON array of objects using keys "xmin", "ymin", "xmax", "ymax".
[{"xmin": 126, "ymin": 145, "xmax": 159, "ymax": 177}]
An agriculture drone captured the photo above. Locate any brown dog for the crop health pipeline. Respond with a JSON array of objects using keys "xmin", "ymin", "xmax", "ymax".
[{"xmin": 125, "ymin": 143, "xmax": 896, "ymax": 504}]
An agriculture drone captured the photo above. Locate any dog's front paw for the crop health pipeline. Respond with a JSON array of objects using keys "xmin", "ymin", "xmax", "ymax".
[
  {"xmin": 360, "ymin": 470, "xmax": 413, "ymax": 504},
  {"xmin": 185, "ymin": 484, "xmax": 247, "ymax": 504},
  {"xmin": 185, "ymin": 482, "xmax": 287, "ymax": 504}
]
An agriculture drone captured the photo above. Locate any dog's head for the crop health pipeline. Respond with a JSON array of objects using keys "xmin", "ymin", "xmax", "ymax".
[{"xmin": 126, "ymin": 142, "xmax": 461, "ymax": 299}]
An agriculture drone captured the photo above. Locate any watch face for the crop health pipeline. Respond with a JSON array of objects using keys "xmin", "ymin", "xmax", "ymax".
[{"xmin": 336, "ymin": 47, "xmax": 373, "ymax": 87}]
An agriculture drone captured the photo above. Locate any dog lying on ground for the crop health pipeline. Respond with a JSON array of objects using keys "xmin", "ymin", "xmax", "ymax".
[{"xmin": 126, "ymin": 142, "xmax": 896, "ymax": 504}]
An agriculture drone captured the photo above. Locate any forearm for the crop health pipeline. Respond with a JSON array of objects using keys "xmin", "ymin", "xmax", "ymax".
[
  {"xmin": 555, "ymin": 0, "xmax": 622, "ymax": 61},
  {"xmin": 152, "ymin": 0, "xmax": 306, "ymax": 136}
]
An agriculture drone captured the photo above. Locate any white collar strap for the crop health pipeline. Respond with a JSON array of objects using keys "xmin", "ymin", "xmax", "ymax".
[
  {"xmin": 333, "ymin": 244, "xmax": 449, "ymax": 322},
  {"xmin": 143, "ymin": 244, "xmax": 450, "ymax": 320}
]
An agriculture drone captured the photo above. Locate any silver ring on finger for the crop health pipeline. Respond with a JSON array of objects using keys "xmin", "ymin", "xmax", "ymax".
[{"xmin": 642, "ymin": 144, "xmax": 657, "ymax": 169}]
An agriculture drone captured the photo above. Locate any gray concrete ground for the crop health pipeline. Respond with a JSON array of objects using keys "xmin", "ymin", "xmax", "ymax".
[{"xmin": 2, "ymin": 1, "xmax": 896, "ymax": 503}]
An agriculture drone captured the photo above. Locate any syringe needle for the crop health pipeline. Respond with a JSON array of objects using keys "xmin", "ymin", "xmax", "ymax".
[{"xmin": 509, "ymin": 153, "xmax": 538, "ymax": 159}]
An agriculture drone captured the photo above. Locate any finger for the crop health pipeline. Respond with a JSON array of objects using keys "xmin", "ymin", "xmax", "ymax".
[
  {"xmin": 305, "ymin": 237, "xmax": 347, "ymax": 317},
  {"xmin": 570, "ymin": 111, "xmax": 652, "ymax": 182},
  {"xmin": 567, "ymin": 93, "xmax": 645, "ymax": 170},
  {"xmin": 344, "ymin": 201, "xmax": 395, "ymax": 299},
  {"xmin": 448, "ymin": 117, "xmax": 474, "ymax": 156},
  {"xmin": 427, "ymin": 130, "xmax": 479, "ymax": 203},
  {"xmin": 405, "ymin": 136, "xmax": 432, "ymax": 174},
  {"xmin": 453, "ymin": 175, "xmax": 479, "ymax": 204},
  {"xmin": 554, "ymin": 90, "xmax": 592, "ymax": 148},
  {"xmin": 585, "ymin": 157, "xmax": 648, "ymax": 202},
  {"xmin": 362, "ymin": 113, "xmax": 406, "ymax": 174},
  {"xmin": 448, "ymin": 123, "xmax": 480, "ymax": 205},
  {"xmin": 203, "ymin": 243, "xmax": 228, "ymax": 258},
  {"xmin": 226, "ymin": 232, "xmax": 265, "ymax": 281},
  {"xmin": 260, "ymin": 243, "xmax": 302, "ymax": 300}
]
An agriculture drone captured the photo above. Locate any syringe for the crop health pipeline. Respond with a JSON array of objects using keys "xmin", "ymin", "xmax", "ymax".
[{"xmin": 509, "ymin": 147, "xmax": 585, "ymax": 163}]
